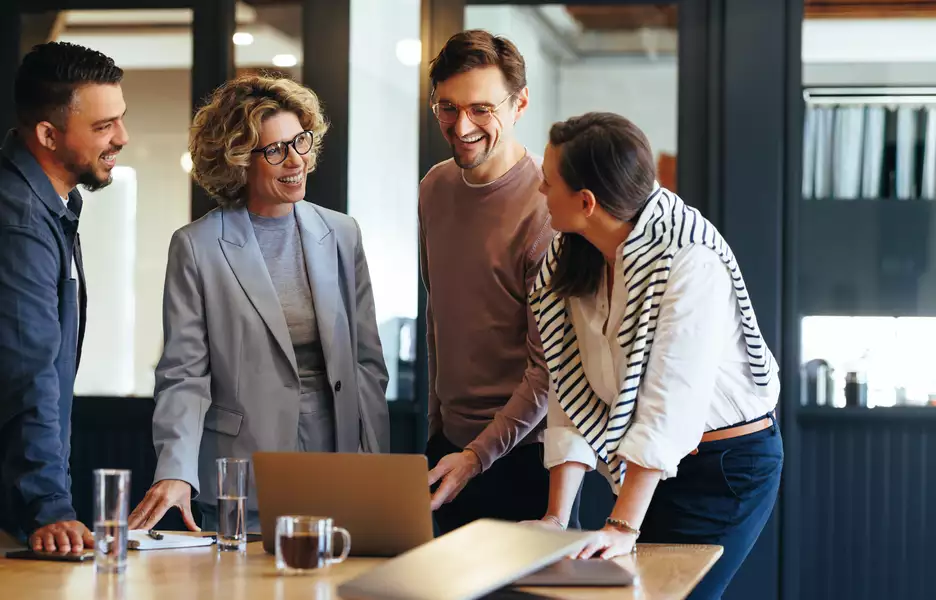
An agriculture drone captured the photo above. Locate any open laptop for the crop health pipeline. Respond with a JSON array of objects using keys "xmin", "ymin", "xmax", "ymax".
[
  {"xmin": 337, "ymin": 519, "xmax": 597, "ymax": 600},
  {"xmin": 253, "ymin": 452, "xmax": 434, "ymax": 557}
]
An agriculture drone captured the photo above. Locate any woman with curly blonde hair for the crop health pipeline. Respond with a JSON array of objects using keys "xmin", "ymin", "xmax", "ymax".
[{"xmin": 128, "ymin": 74, "xmax": 389, "ymax": 532}]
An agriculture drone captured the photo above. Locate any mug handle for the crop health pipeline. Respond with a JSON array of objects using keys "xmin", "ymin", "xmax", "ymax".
[{"xmin": 329, "ymin": 527, "xmax": 351, "ymax": 565}]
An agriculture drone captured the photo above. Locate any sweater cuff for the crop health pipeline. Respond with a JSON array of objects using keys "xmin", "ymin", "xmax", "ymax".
[{"xmin": 465, "ymin": 439, "xmax": 499, "ymax": 473}]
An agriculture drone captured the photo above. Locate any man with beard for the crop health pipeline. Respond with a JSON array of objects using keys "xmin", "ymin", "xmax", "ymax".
[
  {"xmin": 420, "ymin": 30, "xmax": 565, "ymax": 534},
  {"xmin": 0, "ymin": 42, "xmax": 127, "ymax": 553}
]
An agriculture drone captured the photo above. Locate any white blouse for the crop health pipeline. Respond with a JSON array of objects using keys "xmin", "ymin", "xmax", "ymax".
[{"xmin": 543, "ymin": 244, "xmax": 779, "ymax": 488}]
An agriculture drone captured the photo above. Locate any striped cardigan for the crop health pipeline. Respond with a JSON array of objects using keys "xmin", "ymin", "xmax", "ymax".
[{"xmin": 528, "ymin": 184, "xmax": 777, "ymax": 486}]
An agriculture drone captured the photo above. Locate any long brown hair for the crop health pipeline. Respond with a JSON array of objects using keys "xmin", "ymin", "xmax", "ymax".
[{"xmin": 548, "ymin": 113, "xmax": 657, "ymax": 298}]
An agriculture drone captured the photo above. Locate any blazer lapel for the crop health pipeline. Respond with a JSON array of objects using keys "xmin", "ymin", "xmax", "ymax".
[
  {"xmin": 295, "ymin": 202, "xmax": 357, "ymax": 452},
  {"xmin": 219, "ymin": 207, "xmax": 298, "ymax": 376},
  {"xmin": 294, "ymin": 203, "xmax": 339, "ymax": 357}
]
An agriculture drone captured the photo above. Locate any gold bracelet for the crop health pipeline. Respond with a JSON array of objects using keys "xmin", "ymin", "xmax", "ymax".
[{"xmin": 605, "ymin": 517, "xmax": 640, "ymax": 536}]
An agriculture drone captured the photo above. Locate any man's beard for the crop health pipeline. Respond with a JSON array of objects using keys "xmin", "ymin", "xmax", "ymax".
[
  {"xmin": 77, "ymin": 169, "xmax": 113, "ymax": 192},
  {"xmin": 449, "ymin": 131, "xmax": 495, "ymax": 170},
  {"xmin": 60, "ymin": 147, "xmax": 115, "ymax": 192}
]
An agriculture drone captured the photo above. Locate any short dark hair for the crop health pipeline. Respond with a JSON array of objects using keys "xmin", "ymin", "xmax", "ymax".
[
  {"xmin": 14, "ymin": 42, "xmax": 124, "ymax": 129},
  {"xmin": 549, "ymin": 112, "xmax": 657, "ymax": 299},
  {"xmin": 428, "ymin": 29, "xmax": 526, "ymax": 98}
]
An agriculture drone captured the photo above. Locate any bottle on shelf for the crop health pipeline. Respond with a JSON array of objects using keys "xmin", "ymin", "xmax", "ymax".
[{"xmin": 845, "ymin": 370, "xmax": 868, "ymax": 408}]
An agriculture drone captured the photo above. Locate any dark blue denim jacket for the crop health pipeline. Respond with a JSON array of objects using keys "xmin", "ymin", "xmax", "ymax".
[{"xmin": 0, "ymin": 130, "xmax": 86, "ymax": 541}]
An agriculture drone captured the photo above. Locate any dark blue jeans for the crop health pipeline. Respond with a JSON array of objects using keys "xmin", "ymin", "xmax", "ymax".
[{"xmin": 639, "ymin": 416, "xmax": 783, "ymax": 600}]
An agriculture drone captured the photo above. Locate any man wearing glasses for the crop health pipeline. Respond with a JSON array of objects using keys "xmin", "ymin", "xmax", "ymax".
[{"xmin": 420, "ymin": 30, "xmax": 561, "ymax": 534}]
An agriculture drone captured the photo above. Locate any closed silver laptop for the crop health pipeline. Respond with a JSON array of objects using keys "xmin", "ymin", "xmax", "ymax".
[{"xmin": 337, "ymin": 519, "xmax": 596, "ymax": 600}]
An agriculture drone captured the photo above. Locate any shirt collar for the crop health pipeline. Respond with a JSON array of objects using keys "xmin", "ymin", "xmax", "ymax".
[{"xmin": 1, "ymin": 129, "xmax": 78, "ymax": 221}]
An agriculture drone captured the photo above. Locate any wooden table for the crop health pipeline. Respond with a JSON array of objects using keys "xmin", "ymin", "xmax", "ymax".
[{"xmin": 0, "ymin": 540, "xmax": 721, "ymax": 600}]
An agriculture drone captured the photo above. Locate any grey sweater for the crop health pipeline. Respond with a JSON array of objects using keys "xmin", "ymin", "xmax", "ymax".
[{"xmin": 250, "ymin": 210, "xmax": 333, "ymax": 435}]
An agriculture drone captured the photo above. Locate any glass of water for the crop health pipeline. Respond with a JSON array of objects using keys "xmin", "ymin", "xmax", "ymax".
[
  {"xmin": 93, "ymin": 469, "xmax": 131, "ymax": 574},
  {"xmin": 216, "ymin": 458, "xmax": 248, "ymax": 551}
]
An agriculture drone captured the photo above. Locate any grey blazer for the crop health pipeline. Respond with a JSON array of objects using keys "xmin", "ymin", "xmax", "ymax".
[{"xmin": 151, "ymin": 201, "xmax": 390, "ymax": 507}]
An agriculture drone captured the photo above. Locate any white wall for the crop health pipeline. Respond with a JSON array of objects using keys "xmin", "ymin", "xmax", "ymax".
[
  {"xmin": 348, "ymin": 0, "xmax": 421, "ymax": 398},
  {"xmin": 559, "ymin": 57, "xmax": 678, "ymax": 160},
  {"xmin": 465, "ymin": 6, "xmax": 560, "ymax": 156},
  {"xmin": 803, "ymin": 19, "xmax": 936, "ymax": 86},
  {"xmin": 460, "ymin": 13, "xmax": 936, "ymax": 162},
  {"xmin": 466, "ymin": 6, "xmax": 676, "ymax": 161},
  {"xmin": 75, "ymin": 69, "xmax": 192, "ymax": 397},
  {"xmin": 803, "ymin": 18, "xmax": 936, "ymax": 64},
  {"xmin": 74, "ymin": 167, "xmax": 136, "ymax": 396}
]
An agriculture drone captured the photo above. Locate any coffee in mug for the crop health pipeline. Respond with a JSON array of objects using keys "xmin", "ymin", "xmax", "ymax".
[{"xmin": 275, "ymin": 516, "xmax": 351, "ymax": 574}]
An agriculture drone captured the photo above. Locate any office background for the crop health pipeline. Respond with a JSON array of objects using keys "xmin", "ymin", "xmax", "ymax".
[{"xmin": 2, "ymin": 1, "xmax": 935, "ymax": 598}]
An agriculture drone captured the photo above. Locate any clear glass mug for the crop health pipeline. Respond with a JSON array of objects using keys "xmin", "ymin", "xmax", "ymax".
[{"xmin": 275, "ymin": 516, "xmax": 351, "ymax": 574}]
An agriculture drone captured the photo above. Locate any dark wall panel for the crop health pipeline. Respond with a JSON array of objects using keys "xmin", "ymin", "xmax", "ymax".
[
  {"xmin": 70, "ymin": 397, "xmax": 183, "ymax": 530},
  {"xmin": 69, "ymin": 397, "xmax": 423, "ymax": 529},
  {"xmin": 719, "ymin": 1, "xmax": 788, "ymax": 599},
  {"xmin": 798, "ymin": 200, "xmax": 936, "ymax": 317},
  {"xmin": 0, "ymin": 5, "xmax": 22, "ymax": 135},
  {"xmin": 677, "ymin": 0, "xmax": 721, "ymax": 220},
  {"xmin": 414, "ymin": 0, "xmax": 466, "ymax": 455},
  {"xmin": 780, "ymin": 0, "xmax": 804, "ymax": 597},
  {"xmin": 190, "ymin": 0, "xmax": 235, "ymax": 221},
  {"xmin": 798, "ymin": 412, "xmax": 936, "ymax": 600},
  {"xmin": 302, "ymin": 0, "xmax": 351, "ymax": 214}
]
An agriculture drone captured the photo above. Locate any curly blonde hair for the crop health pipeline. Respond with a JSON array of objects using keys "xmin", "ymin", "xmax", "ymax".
[{"xmin": 189, "ymin": 74, "xmax": 329, "ymax": 209}]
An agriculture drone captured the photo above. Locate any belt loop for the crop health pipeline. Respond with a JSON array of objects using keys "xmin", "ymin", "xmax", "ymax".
[{"xmin": 768, "ymin": 410, "xmax": 778, "ymax": 433}]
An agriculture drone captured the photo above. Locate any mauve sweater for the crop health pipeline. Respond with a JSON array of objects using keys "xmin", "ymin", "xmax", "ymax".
[{"xmin": 418, "ymin": 154, "xmax": 553, "ymax": 471}]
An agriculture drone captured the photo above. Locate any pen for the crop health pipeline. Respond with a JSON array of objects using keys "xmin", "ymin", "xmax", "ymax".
[{"xmin": 147, "ymin": 530, "xmax": 164, "ymax": 541}]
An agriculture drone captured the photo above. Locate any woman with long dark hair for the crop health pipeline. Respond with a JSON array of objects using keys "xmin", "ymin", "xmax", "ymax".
[{"xmin": 529, "ymin": 112, "xmax": 782, "ymax": 599}]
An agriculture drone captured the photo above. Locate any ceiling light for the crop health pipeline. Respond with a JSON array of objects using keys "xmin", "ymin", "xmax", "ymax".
[
  {"xmin": 272, "ymin": 54, "xmax": 298, "ymax": 68},
  {"xmin": 180, "ymin": 152, "xmax": 193, "ymax": 174},
  {"xmin": 395, "ymin": 39, "xmax": 421, "ymax": 66},
  {"xmin": 232, "ymin": 32, "xmax": 254, "ymax": 46}
]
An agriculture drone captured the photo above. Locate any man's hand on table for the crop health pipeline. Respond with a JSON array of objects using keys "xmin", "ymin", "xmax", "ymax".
[{"xmin": 29, "ymin": 520, "xmax": 94, "ymax": 554}]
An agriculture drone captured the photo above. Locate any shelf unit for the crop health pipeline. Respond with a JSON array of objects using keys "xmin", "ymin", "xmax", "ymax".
[
  {"xmin": 798, "ymin": 405, "xmax": 936, "ymax": 422},
  {"xmin": 802, "ymin": 86, "xmax": 936, "ymax": 203},
  {"xmin": 798, "ymin": 88, "xmax": 936, "ymax": 416},
  {"xmin": 798, "ymin": 196, "xmax": 936, "ymax": 317}
]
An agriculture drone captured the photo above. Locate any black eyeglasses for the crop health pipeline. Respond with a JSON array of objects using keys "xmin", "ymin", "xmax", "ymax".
[
  {"xmin": 431, "ymin": 93, "xmax": 515, "ymax": 126},
  {"xmin": 251, "ymin": 130, "xmax": 314, "ymax": 166}
]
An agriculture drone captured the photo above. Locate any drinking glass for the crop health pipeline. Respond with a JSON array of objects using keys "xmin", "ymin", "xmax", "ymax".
[
  {"xmin": 216, "ymin": 458, "xmax": 249, "ymax": 551},
  {"xmin": 93, "ymin": 469, "xmax": 131, "ymax": 574}
]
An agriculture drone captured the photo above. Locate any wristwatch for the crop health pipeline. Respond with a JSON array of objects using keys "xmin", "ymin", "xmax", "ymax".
[{"xmin": 605, "ymin": 517, "xmax": 640, "ymax": 536}]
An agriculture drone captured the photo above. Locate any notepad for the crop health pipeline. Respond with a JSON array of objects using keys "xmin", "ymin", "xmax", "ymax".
[{"xmin": 127, "ymin": 531, "xmax": 215, "ymax": 551}]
